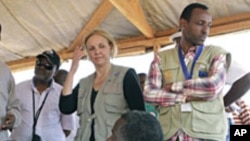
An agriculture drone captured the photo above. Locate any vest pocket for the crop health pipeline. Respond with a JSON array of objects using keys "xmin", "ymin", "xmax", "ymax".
[
  {"xmin": 105, "ymin": 94, "xmax": 126, "ymax": 114},
  {"xmin": 191, "ymin": 101, "xmax": 225, "ymax": 134},
  {"xmin": 161, "ymin": 65, "xmax": 179, "ymax": 83},
  {"xmin": 104, "ymin": 86, "xmax": 127, "ymax": 114},
  {"xmin": 193, "ymin": 61, "xmax": 209, "ymax": 78}
]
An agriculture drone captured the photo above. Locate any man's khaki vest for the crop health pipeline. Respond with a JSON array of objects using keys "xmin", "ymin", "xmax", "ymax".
[
  {"xmin": 74, "ymin": 64, "xmax": 129, "ymax": 141},
  {"xmin": 158, "ymin": 45, "xmax": 231, "ymax": 141}
]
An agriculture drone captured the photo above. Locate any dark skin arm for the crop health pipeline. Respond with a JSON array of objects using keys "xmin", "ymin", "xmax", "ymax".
[{"xmin": 224, "ymin": 72, "xmax": 250, "ymax": 107}]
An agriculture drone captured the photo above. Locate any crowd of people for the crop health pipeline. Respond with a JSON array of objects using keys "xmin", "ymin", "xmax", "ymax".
[{"xmin": 0, "ymin": 2, "xmax": 250, "ymax": 141}]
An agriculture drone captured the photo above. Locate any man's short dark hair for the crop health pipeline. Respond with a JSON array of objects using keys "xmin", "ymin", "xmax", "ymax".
[
  {"xmin": 180, "ymin": 3, "xmax": 208, "ymax": 21},
  {"xmin": 138, "ymin": 73, "xmax": 147, "ymax": 77},
  {"xmin": 119, "ymin": 110, "xmax": 163, "ymax": 141}
]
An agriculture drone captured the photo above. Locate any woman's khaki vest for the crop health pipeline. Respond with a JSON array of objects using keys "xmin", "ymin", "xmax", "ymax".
[
  {"xmin": 74, "ymin": 65, "xmax": 129, "ymax": 141},
  {"xmin": 158, "ymin": 45, "xmax": 231, "ymax": 141}
]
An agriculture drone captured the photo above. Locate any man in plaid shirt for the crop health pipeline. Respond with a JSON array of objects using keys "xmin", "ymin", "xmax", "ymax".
[{"xmin": 144, "ymin": 3, "xmax": 231, "ymax": 141}]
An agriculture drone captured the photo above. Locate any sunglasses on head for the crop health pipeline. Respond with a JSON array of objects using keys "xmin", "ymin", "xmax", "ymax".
[{"xmin": 36, "ymin": 60, "xmax": 54, "ymax": 70}]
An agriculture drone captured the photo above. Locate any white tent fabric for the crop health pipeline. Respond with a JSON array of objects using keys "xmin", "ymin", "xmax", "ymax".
[{"xmin": 1, "ymin": 0, "xmax": 250, "ymax": 69}]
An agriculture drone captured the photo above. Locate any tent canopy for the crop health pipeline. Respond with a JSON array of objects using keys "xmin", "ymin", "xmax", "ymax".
[{"xmin": 1, "ymin": 0, "xmax": 250, "ymax": 72}]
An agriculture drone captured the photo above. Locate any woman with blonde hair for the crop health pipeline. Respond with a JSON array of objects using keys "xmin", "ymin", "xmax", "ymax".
[{"xmin": 59, "ymin": 29, "xmax": 145, "ymax": 141}]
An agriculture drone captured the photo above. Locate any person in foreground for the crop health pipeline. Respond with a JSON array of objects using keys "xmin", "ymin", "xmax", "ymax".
[
  {"xmin": 59, "ymin": 29, "xmax": 145, "ymax": 141},
  {"xmin": 0, "ymin": 24, "xmax": 22, "ymax": 140},
  {"xmin": 144, "ymin": 3, "xmax": 231, "ymax": 141},
  {"xmin": 106, "ymin": 110, "xmax": 163, "ymax": 141},
  {"xmin": 11, "ymin": 50, "xmax": 75, "ymax": 141}
]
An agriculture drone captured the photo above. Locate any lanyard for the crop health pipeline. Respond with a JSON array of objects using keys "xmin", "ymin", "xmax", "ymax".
[
  {"xmin": 32, "ymin": 89, "xmax": 50, "ymax": 131},
  {"xmin": 178, "ymin": 45, "xmax": 203, "ymax": 80}
]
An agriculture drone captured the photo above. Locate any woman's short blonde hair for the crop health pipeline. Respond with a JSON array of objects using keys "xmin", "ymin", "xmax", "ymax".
[{"xmin": 83, "ymin": 29, "xmax": 118, "ymax": 58}]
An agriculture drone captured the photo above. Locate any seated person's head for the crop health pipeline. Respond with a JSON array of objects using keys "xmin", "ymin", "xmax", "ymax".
[{"xmin": 107, "ymin": 110, "xmax": 163, "ymax": 141}]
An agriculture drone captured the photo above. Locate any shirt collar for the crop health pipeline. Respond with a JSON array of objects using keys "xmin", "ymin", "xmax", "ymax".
[{"xmin": 31, "ymin": 79, "xmax": 56, "ymax": 92}]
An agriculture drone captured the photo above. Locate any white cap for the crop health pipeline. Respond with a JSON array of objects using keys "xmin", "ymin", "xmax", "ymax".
[{"xmin": 169, "ymin": 31, "xmax": 181, "ymax": 42}]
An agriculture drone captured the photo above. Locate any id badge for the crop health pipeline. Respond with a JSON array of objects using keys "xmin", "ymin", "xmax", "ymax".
[{"xmin": 181, "ymin": 103, "xmax": 192, "ymax": 112}]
